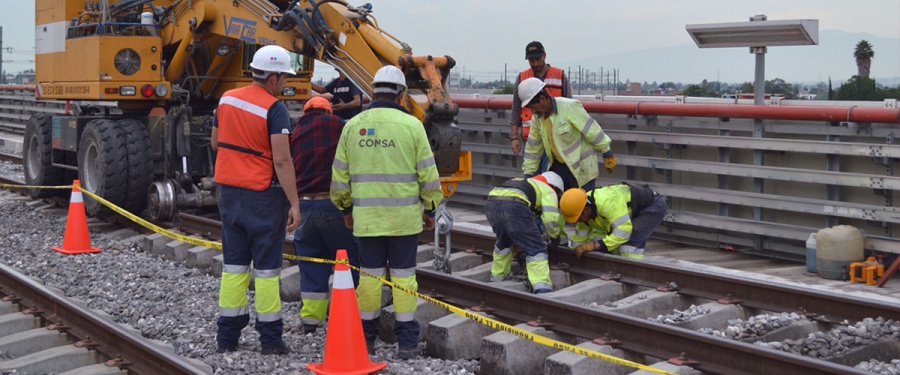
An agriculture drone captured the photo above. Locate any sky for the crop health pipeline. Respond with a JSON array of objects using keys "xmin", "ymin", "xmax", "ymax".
[{"xmin": 3, "ymin": 0, "xmax": 899, "ymax": 84}]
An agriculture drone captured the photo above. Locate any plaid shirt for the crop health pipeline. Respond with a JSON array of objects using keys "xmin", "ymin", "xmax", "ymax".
[{"xmin": 291, "ymin": 111, "xmax": 345, "ymax": 194}]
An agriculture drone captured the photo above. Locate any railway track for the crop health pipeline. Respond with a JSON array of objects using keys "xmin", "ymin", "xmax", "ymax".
[
  {"xmin": 0, "ymin": 263, "xmax": 210, "ymax": 374},
  {"xmin": 2, "ymin": 136, "xmax": 898, "ymax": 374},
  {"xmin": 178, "ymin": 212, "xmax": 899, "ymax": 374}
]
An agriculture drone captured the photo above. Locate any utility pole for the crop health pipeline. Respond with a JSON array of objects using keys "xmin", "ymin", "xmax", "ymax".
[
  {"xmin": 578, "ymin": 65, "xmax": 582, "ymax": 95},
  {"xmin": 503, "ymin": 63, "xmax": 507, "ymax": 84},
  {"xmin": 1, "ymin": 26, "xmax": 4, "ymax": 85}
]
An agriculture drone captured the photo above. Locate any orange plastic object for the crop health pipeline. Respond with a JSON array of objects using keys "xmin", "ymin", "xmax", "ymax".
[
  {"xmin": 849, "ymin": 256, "xmax": 885, "ymax": 286},
  {"xmin": 53, "ymin": 180, "xmax": 102, "ymax": 255},
  {"xmin": 307, "ymin": 250, "xmax": 387, "ymax": 375}
]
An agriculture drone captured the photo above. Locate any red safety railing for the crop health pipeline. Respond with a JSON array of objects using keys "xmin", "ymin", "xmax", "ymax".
[{"xmin": 452, "ymin": 98, "xmax": 900, "ymax": 124}]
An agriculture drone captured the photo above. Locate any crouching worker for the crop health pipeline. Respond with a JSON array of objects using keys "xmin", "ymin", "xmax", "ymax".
[
  {"xmin": 559, "ymin": 183, "xmax": 667, "ymax": 260},
  {"xmin": 485, "ymin": 171, "xmax": 566, "ymax": 294}
]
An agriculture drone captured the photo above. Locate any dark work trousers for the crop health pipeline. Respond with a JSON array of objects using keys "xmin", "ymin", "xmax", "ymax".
[
  {"xmin": 358, "ymin": 234, "xmax": 419, "ymax": 350},
  {"xmin": 293, "ymin": 199, "xmax": 360, "ymax": 315},
  {"xmin": 627, "ymin": 195, "xmax": 668, "ymax": 249},
  {"xmin": 217, "ymin": 185, "xmax": 289, "ymax": 349},
  {"xmin": 484, "ymin": 200, "xmax": 547, "ymax": 260},
  {"xmin": 549, "ymin": 160, "xmax": 596, "ymax": 191}
]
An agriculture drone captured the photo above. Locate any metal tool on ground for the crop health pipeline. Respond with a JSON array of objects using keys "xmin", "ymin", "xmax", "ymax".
[{"xmin": 432, "ymin": 202, "xmax": 454, "ymax": 274}]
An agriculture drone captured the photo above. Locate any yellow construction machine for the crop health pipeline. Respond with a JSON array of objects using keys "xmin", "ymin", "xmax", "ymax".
[{"xmin": 28, "ymin": 0, "xmax": 470, "ymax": 221}]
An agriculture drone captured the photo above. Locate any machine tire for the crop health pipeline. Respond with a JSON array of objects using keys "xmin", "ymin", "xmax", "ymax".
[
  {"xmin": 23, "ymin": 114, "xmax": 64, "ymax": 198},
  {"xmin": 116, "ymin": 118, "xmax": 153, "ymax": 214},
  {"xmin": 78, "ymin": 119, "xmax": 128, "ymax": 217}
]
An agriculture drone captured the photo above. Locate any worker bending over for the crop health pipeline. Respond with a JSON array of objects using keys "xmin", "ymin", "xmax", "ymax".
[
  {"xmin": 560, "ymin": 183, "xmax": 668, "ymax": 260},
  {"xmin": 485, "ymin": 171, "xmax": 566, "ymax": 294},
  {"xmin": 519, "ymin": 77, "xmax": 618, "ymax": 191},
  {"xmin": 331, "ymin": 65, "xmax": 443, "ymax": 359}
]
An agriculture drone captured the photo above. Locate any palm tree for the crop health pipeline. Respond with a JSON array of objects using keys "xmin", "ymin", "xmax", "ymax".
[{"xmin": 854, "ymin": 40, "xmax": 874, "ymax": 78}]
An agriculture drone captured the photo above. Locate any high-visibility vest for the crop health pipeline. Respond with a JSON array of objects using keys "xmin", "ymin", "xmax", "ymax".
[
  {"xmin": 522, "ymin": 97, "xmax": 611, "ymax": 188},
  {"xmin": 519, "ymin": 67, "xmax": 565, "ymax": 139},
  {"xmin": 214, "ymin": 85, "xmax": 279, "ymax": 191},
  {"xmin": 330, "ymin": 107, "xmax": 444, "ymax": 237}
]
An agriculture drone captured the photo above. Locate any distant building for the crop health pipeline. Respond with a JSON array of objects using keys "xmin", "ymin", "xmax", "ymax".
[
  {"xmin": 12, "ymin": 71, "xmax": 35, "ymax": 85},
  {"xmin": 624, "ymin": 82, "xmax": 642, "ymax": 96},
  {"xmin": 649, "ymin": 88, "xmax": 678, "ymax": 96},
  {"xmin": 447, "ymin": 71, "xmax": 461, "ymax": 89}
]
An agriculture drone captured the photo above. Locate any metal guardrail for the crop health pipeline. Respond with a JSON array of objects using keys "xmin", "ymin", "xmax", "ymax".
[
  {"xmin": 454, "ymin": 97, "xmax": 900, "ymax": 258},
  {"xmin": 3, "ymin": 86, "xmax": 898, "ymax": 258}
]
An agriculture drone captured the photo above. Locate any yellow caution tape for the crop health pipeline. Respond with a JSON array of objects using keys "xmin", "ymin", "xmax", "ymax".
[
  {"xmin": 352, "ymin": 267, "xmax": 677, "ymax": 375},
  {"xmin": 0, "ymin": 183, "xmax": 72, "ymax": 190},
  {"xmin": 77, "ymin": 186, "xmax": 343, "ymax": 266},
  {"xmin": 9, "ymin": 182, "xmax": 676, "ymax": 373}
]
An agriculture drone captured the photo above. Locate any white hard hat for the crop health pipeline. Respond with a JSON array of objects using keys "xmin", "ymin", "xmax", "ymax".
[
  {"xmin": 538, "ymin": 171, "xmax": 564, "ymax": 193},
  {"xmin": 518, "ymin": 77, "xmax": 545, "ymax": 108},
  {"xmin": 250, "ymin": 45, "xmax": 296, "ymax": 76},
  {"xmin": 372, "ymin": 65, "xmax": 407, "ymax": 94}
]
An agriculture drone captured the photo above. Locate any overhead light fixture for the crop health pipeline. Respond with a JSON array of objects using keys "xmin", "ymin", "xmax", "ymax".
[{"xmin": 686, "ymin": 15, "xmax": 819, "ymax": 104}]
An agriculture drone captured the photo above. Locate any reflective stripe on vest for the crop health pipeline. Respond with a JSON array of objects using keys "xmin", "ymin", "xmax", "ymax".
[
  {"xmin": 519, "ymin": 67, "xmax": 565, "ymax": 139},
  {"xmin": 214, "ymin": 85, "xmax": 279, "ymax": 191}
]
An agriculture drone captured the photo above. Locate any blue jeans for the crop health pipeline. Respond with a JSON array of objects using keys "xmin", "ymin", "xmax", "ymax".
[
  {"xmin": 627, "ymin": 195, "xmax": 668, "ymax": 249},
  {"xmin": 293, "ymin": 199, "xmax": 360, "ymax": 302},
  {"xmin": 484, "ymin": 200, "xmax": 546, "ymax": 259},
  {"xmin": 217, "ymin": 185, "xmax": 289, "ymax": 349}
]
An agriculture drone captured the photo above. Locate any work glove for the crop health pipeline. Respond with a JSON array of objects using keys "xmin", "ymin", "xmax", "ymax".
[
  {"xmin": 423, "ymin": 214, "xmax": 436, "ymax": 231},
  {"xmin": 574, "ymin": 241, "xmax": 608, "ymax": 259},
  {"xmin": 602, "ymin": 151, "xmax": 618, "ymax": 174}
]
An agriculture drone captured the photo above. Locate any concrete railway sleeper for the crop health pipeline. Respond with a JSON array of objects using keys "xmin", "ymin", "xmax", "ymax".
[
  {"xmin": 0, "ymin": 173, "xmax": 895, "ymax": 374},
  {"xmin": 0, "ymin": 263, "xmax": 211, "ymax": 374},
  {"xmin": 176, "ymin": 213, "xmax": 898, "ymax": 374}
]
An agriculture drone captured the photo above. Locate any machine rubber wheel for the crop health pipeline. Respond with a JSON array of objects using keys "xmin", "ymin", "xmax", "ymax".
[
  {"xmin": 116, "ymin": 118, "xmax": 153, "ymax": 214},
  {"xmin": 23, "ymin": 114, "xmax": 64, "ymax": 197},
  {"xmin": 78, "ymin": 119, "xmax": 128, "ymax": 217}
]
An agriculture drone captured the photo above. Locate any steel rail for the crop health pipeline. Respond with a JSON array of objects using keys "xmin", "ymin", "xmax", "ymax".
[
  {"xmin": 452, "ymin": 97, "xmax": 900, "ymax": 124},
  {"xmin": 0, "ymin": 263, "xmax": 208, "ymax": 375},
  {"xmin": 415, "ymin": 268, "xmax": 866, "ymax": 375},
  {"xmin": 426, "ymin": 225, "xmax": 900, "ymax": 323},
  {"xmin": 177, "ymin": 213, "xmax": 888, "ymax": 374}
]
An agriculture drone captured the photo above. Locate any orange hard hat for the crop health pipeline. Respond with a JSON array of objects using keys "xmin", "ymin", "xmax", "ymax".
[{"xmin": 304, "ymin": 96, "xmax": 333, "ymax": 114}]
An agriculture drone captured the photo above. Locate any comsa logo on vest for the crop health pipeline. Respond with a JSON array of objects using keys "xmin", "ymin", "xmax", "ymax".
[{"xmin": 358, "ymin": 128, "xmax": 396, "ymax": 148}]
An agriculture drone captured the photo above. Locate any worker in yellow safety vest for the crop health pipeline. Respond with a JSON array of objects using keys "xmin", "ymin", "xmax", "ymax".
[
  {"xmin": 485, "ymin": 171, "xmax": 566, "ymax": 294},
  {"xmin": 559, "ymin": 183, "xmax": 668, "ymax": 260},
  {"xmin": 330, "ymin": 65, "xmax": 443, "ymax": 360},
  {"xmin": 510, "ymin": 41, "xmax": 571, "ymax": 167},
  {"xmin": 519, "ymin": 77, "xmax": 618, "ymax": 191}
]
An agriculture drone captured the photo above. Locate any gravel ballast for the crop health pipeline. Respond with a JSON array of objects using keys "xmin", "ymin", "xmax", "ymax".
[{"xmin": 0, "ymin": 190, "xmax": 478, "ymax": 374}]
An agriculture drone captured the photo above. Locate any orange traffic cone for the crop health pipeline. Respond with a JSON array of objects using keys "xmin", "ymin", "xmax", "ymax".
[
  {"xmin": 307, "ymin": 249, "xmax": 387, "ymax": 375},
  {"xmin": 53, "ymin": 180, "xmax": 101, "ymax": 255}
]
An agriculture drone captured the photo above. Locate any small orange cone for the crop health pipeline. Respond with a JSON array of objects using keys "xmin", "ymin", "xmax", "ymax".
[
  {"xmin": 307, "ymin": 249, "xmax": 387, "ymax": 375},
  {"xmin": 53, "ymin": 180, "xmax": 101, "ymax": 255}
]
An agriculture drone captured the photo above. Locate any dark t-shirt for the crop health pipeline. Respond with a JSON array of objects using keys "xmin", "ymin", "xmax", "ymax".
[{"xmin": 325, "ymin": 77, "xmax": 362, "ymax": 120}]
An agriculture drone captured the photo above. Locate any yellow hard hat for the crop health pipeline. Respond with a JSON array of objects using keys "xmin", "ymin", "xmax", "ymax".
[{"xmin": 560, "ymin": 188, "xmax": 588, "ymax": 224}]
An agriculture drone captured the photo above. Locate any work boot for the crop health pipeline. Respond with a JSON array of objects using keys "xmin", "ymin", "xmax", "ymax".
[
  {"xmin": 302, "ymin": 324, "xmax": 318, "ymax": 334},
  {"xmin": 533, "ymin": 287, "xmax": 553, "ymax": 294},
  {"xmin": 216, "ymin": 345, "xmax": 236, "ymax": 354},
  {"xmin": 260, "ymin": 341, "xmax": 291, "ymax": 355},
  {"xmin": 397, "ymin": 347, "xmax": 419, "ymax": 360},
  {"xmin": 366, "ymin": 338, "xmax": 376, "ymax": 356}
]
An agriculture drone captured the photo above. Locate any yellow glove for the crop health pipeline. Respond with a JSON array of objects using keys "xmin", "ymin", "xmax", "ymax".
[
  {"xmin": 603, "ymin": 154, "xmax": 618, "ymax": 174},
  {"xmin": 575, "ymin": 242, "xmax": 597, "ymax": 258},
  {"xmin": 575, "ymin": 241, "xmax": 608, "ymax": 258}
]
